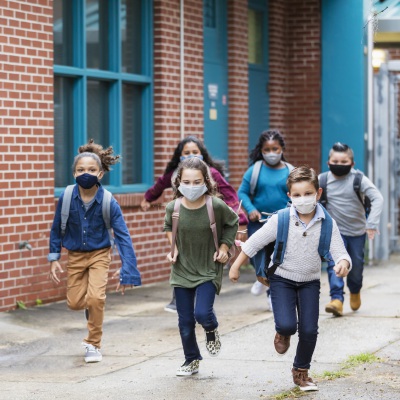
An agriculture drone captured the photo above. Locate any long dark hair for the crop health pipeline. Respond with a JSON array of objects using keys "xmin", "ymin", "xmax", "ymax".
[
  {"xmin": 165, "ymin": 135, "xmax": 225, "ymax": 176},
  {"xmin": 173, "ymin": 157, "xmax": 218, "ymax": 199},
  {"xmin": 249, "ymin": 130, "xmax": 288, "ymax": 165}
]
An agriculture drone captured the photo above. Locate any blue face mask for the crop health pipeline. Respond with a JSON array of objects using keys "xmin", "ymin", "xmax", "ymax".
[
  {"xmin": 179, "ymin": 154, "xmax": 204, "ymax": 162},
  {"xmin": 75, "ymin": 173, "xmax": 99, "ymax": 189}
]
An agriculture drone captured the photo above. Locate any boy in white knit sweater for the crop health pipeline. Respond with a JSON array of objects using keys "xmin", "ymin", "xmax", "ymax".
[{"xmin": 229, "ymin": 166, "xmax": 351, "ymax": 392}]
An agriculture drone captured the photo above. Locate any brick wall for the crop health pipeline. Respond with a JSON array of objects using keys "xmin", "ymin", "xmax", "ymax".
[
  {"xmin": 0, "ymin": 0, "xmax": 56, "ymax": 311},
  {"xmin": 269, "ymin": 0, "xmax": 321, "ymax": 172},
  {"xmin": 0, "ymin": 0, "xmax": 325, "ymax": 312}
]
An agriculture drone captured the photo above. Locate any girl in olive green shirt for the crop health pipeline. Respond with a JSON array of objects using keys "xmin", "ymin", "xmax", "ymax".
[{"xmin": 164, "ymin": 157, "xmax": 238, "ymax": 377}]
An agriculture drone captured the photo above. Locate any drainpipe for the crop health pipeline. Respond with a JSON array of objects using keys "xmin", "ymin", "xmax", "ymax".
[
  {"xmin": 180, "ymin": 0, "xmax": 185, "ymax": 139},
  {"xmin": 367, "ymin": 15, "xmax": 374, "ymax": 265}
]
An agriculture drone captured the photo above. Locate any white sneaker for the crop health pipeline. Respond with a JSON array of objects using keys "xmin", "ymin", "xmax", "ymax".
[
  {"xmin": 251, "ymin": 280, "xmax": 264, "ymax": 296},
  {"xmin": 176, "ymin": 359, "xmax": 200, "ymax": 376},
  {"xmin": 82, "ymin": 342, "xmax": 102, "ymax": 363}
]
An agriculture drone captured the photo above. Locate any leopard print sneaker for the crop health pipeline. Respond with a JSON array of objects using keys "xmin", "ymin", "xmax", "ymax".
[
  {"xmin": 205, "ymin": 328, "xmax": 221, "ymax": 357},
  {"xmin": 176, "ymin": 359, "xmax": 200, "ymax": 376}
]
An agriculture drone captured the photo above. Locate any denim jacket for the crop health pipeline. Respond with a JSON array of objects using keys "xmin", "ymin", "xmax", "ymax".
[{"xmin": 48, "ymin": 184, "xmax": 141, "ymax": 286}]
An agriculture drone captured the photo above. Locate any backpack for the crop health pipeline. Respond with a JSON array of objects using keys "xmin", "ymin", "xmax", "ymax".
[
  {"xmin": 319, "ymin": 170, "xmax": 371, "ymax": 217},
  {"xmin": 60, "ymin": 184, "xmax": 114, "ymax": 246},
  {"xmin": 260, "ymin": 205, "xmax": 333, "ymax": 280},
  {"xmin": 170, "ymin": 195, "xmax": 236, "ymax": 262},
  {"xmin": 249, "ymin": 160, "xmax": 294, "ymax": 197}
]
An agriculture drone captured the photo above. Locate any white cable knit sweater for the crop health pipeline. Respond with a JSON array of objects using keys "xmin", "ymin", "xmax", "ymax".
[{"xmin": 242, "ymin": 206, "xmax": 352, "ymax": 282}]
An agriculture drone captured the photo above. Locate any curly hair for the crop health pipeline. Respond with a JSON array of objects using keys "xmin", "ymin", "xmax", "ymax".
[
  {"xmin": 249, "ymin": 130, "xmax": 288, "ymax": 165},
  {"xmin": 286, "ymin": 165, "xmax": 319, "ymax": 192},
  {"xmin": 165, "ymin": 135, "xmax": 225, "ymax": 177},
  {"xmin": 72, "ymin": 139, "xmax": 121, "ymax": 173},
  {"xmin": 172, "ymin": 157, "xmax": 218, "ymax": 199}
]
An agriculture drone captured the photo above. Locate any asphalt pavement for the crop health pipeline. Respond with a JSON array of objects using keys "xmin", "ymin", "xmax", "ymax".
[{"xmin": 1, "ymin": 256, "xmax": 400, "ymax": 400}]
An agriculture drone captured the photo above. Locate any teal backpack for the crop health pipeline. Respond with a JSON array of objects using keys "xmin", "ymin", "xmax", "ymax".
[{"xmin": 60, "ymin": 185, "xmax": 114, "ymax": 246}]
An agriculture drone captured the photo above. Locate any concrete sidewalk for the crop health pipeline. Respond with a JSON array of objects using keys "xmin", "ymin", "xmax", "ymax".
[{"xmin": 1, "ymin": 257, "xmax": 400, "ymax": 400}]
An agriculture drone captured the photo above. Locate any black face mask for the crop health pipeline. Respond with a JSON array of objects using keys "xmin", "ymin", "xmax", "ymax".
[{"xmin": 328, "ymin": 164, "xmax": 352, "ymax": 177}]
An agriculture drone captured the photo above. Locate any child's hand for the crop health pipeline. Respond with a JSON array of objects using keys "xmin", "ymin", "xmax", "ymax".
[
  {"xmin": 366, "ymin": 229, "xmax": 378, "ymax": 240},
  {"xmin": 214, "ymin": 244, "xmax": 229, "ymax": 264},
  {"xmin": 229, "ymin": 264, "xmax": 240, "ymax": 283},
  {"xmin": 167, "ymin": 250, "xmax": 178, "ymax": 264},
  {"xmin": 49, "ymin": 261, "xmax": 63, "ymax": 284},
  {"xmin": 249, "ymin": 210, "xmax": 261, "ymax": 222},
  {"xmin": 334, "ymin": 260, "xmax": 350, "ymax": 277},
  {"xmin": 141, "ymin": 198, "xmax": 151, "ymax": 211}
]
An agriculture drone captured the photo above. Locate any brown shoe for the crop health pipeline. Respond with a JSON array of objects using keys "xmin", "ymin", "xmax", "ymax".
[
  {"xmin": 291, "ymin": 367, "xmax": 319, "ymax": 391},
  {"xmin": 325, "ymin": 299, "xmax": 343, "ymax": 316},
  {"xmin": 350, "ymin": 292, "xmax": 361, "ymax": 311},
  {"xmin": 274, "ymin": 332, "xmax": 290, "ymax": 355}
]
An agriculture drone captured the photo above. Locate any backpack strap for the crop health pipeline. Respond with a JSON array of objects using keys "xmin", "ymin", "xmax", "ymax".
[
  {"xmin": 206, "ymin": 195, "xmax": 220, "ymax": 256},
  {"xmin": 353, "ymin": 170, "xmax": 366, "ymax": 211},
  {"xmin": 102, "ymin": 188, "xmax": 114, "ymax": 247},
  {"xmin": 284, "ymin": 162, "xmax": 295, "ymax": 172},
  {"xmin": 249, "ymin": 160, "xmax": 263, "ymax": 197},
  {"xmin": 267, "ymin": 207, "xmax": 290, "ymax": 276},
  {"xmin": 60, "ymin": 185, "xmax": 75, "ymax": 237},
  {"xmin": 170, "ymin": 198, "xmax": 181, "ymax": 258},
  {"xmin": 318, "ymin": 205, "xmax": 333, "ymax": 262},
  {"xmin": 319, "ymin": 172, "xmax": 328, "ymax": 207}
]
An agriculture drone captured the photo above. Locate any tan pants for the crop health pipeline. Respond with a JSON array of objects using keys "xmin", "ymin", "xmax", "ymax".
[{"xmin": 67, "ymin": 247, "xmax": 111, "ymax": 348}]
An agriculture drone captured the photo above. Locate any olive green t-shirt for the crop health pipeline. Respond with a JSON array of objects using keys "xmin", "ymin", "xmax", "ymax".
[{"xmin": 164, "ymin": 196, "xmax": 239, "ymax": 294}]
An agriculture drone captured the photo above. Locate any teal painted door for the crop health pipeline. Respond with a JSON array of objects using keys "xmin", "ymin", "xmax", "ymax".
[
  {"xmin": 248, "ymin": 1, "xmax": 269, "ymax": 151},
  {"xmin": 203, "ymin": 0, "xmax": 228, "ymax": 162}
]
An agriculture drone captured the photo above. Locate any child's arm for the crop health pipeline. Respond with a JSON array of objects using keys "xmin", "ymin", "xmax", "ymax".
[
  {"xmin": 333, "ymin": 259, "xmax": 350, "ymax": 277},
  {"xmin": 329, "ymin": 219, "xmax": 352, "ymax": 277},
  {"xmin": 229, "ymin": 250, "xmax": 249, "ymax": 282},
  {"xmin": 165, "ymin": 231, "xmax": 178, "ymax": 263},
  {"xmin": 141, "ymin": 170, "xmax": 174, "ymax": 211}
]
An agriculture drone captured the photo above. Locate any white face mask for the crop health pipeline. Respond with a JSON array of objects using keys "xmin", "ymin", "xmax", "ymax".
[
  {"xmin": 178, "ymin": 184, "xmax": 207, "ymax": 202},
  {"xmin": 291, "ymin": 194, "xmax": 317, "ymax": 215},
  {"xmin": 262, "ymin": 152, "xmax": 282, "ymax": 166}
]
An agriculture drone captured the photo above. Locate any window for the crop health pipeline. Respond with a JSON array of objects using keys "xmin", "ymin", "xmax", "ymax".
[{"xmin": 53, "ymin": 0, "xmax": 153, "ymax": 195}]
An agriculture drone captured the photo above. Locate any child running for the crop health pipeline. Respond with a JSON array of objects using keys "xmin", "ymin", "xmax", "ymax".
[
  {"xmin": 48, "ymin": 140, "xmax": 141, "ymax": 363},
  {"xmin": 238, "ymin": 130, "xmax": 293, "ymax": 308},
  {"xmin": 164, "ymin": 157, "xmax": 238, "ymax": 376},
  {"xmin": 141, "ymin": 135, "xmax": 247, "ymax": 312},
  {"xmin": 320, "ymin": 142, "xmax": 384, "ymax": 316},
  {"xmin": 229, "ymin": 166, "xmax": 351, "ymax": 391}
]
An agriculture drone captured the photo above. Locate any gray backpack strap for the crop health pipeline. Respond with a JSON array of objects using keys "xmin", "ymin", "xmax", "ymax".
[
  {"xmin": 102, "ymin": 188, "xmax": 114, "ymax": 247},
  {"xmin": 250, "ymin": 160, "xmax": 263, "ymax": 196},
  {"xmin": 60, "ymin": 185, "xmax": 75, "ymax": 237}
]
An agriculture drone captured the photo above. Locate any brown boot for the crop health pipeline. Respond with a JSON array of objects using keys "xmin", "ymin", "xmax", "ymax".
[
  {"xmin": 274, "ymin": 332, "xmax": 290, "ymax": 355},
  {"xmin": 325, "ymin": 299, "xmax": 343, "ymax": 316},
  {"xmin": 291, "ymin": 367, "xmax": 318, "ymax": 391},
  {"xmin": 350, "ymin": 292, "xmax": 361, "ymax": 311}
]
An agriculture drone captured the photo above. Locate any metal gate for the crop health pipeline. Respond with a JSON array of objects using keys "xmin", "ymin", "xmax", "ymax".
[{"xmin": 373, "ymin": 60, "xmax": 400, "ymax": 259}]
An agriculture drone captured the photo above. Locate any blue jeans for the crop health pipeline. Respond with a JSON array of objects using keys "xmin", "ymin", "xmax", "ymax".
[
  {"xmin": 327, "ymin": 233, "xmax": 366, "ymax": 301},
  {"xmin": 269, "ymin": 275, "xmax": 320, "ymax": 370},
  {"xmin": 175, "ymin": 281, "xmax": 218, "ymax": 362},
  {"xmin": 247, "ymin": 220, "xmax": 265, "ymax": 274}
]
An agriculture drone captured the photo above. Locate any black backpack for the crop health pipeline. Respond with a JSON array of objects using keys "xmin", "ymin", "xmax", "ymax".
[{"xmin": 319, "ymin": 171, "xmax": 371, "ymax": 218}]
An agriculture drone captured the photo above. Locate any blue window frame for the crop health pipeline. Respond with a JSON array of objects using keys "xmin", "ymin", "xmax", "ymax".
[{"xmin": 53, "ymin": 0, "xmax": 153, "ymax": 196}]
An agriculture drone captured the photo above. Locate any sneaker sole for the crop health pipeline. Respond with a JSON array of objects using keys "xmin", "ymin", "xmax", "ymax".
[
  {"xmin": 85, "ymin": 356, "xmax": 102, "ymax": 363},
  {"xmin": 325, "ymin": 305, "xmax": 343, "ymax": 317},
  {"xmin": 164, "ymin": 307, "xmax": 177, "ymax": 313},
  {"xmin": 176, "ymin": 369, "xmax": 199, "ymax": 376},
  {"xmin": 299, "ymin": 385, "xmax": 319, "ymax": 392}
]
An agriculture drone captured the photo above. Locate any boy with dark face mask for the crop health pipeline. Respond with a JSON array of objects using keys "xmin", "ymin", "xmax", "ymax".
[{"xmin": 319, "ymin": 142, "xmax": 383, "ymax": 316}]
